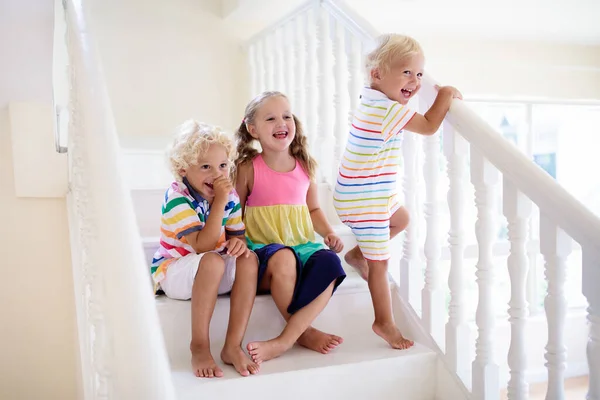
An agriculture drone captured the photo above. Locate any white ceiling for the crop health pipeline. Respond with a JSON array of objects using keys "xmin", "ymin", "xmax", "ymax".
[{"xmin": 222, "ymin": 0, "xmax": 600, "ymax": 45}]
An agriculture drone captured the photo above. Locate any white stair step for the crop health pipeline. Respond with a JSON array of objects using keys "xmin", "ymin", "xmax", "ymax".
[{"xmin": 157, "ymin": 278, "xmax": 438, "ymax": 399}]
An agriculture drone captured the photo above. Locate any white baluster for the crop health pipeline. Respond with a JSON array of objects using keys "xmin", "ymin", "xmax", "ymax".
[
  {"xmin": 305, "ymin": 8, "xmax": 318, "ymax": 158},
  {"xmin": 540, "ymin": 215, "xmax": 571, "ymax": 400},
  {"xmin": 333, "ymin": 21, "xmax": 348, "ymax": 183},
  {"xmin": 470, "ymin": 148, "xmax": 500, "ymax": 400},
  {"xmin": 284, "ymin": 24, "xmax": 296, "ymax": 106},
  {"xmin": 582, "ymin": 248, "xmax": 600, "ymax": 400},
  {"xmin": 503, "ymin": 179, "xmax": 532, "ymax": 400},
  {"xmin": 443, "ymin": 122, "xmax": 471, "ymax": 386},
  {"xmin": 400, "ymin": 129, "xmax": 419, "ymax": 308},
  {"xmin": 274, "ymin": 28, "xmax": 285, "ymax": 93},
  {"xmin": 255, "ymin": 40, "xmax": 266, "ymax": 94},
  {"xmin": 347, "ymin": 35, "xmax": 362, "ymax": 125},
  {"xmin": 265, "ymin": 34, "xmax": 275, "ymax": 91},
  {"xmin": 248, "ymin": 44, "xmax": 258, "ymax": 98},
  {"xmin": 421, "ymin": 107, "xmax": 444, "ymax": 347},
  {"xmin": 294, "ymin": 14, "xmax": 307, "ymax": 121},
  {"xmin": 317, "ymin": 7, "xmax": 334, "ymax": 184}
]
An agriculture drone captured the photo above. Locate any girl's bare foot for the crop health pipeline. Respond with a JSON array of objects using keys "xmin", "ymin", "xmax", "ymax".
[
  {"xmin": 372, "ymin": 322, "xmax": 414, "ymax": 350},
  {"xmin": 246, "ymin": 338, "xmax": 292, "ymax": 364},
  {"xmin": 297, "ymin": 327, "xmax": 343, "ymax": 354},
  {"xmin": 221, "ymin": 346, "xmax": 260, "ymax": 377},
  {"xmin": 191, "ymin": 346, "xmax": 224, "ymax": 378},
  {"xmin": 344, "ymin": 246, "xmax": 369, "ymax": 281}
]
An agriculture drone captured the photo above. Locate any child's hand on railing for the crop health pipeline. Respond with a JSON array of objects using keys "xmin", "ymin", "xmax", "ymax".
[{"xmin": 434, "ymin": 85, "xmax": 463, "ymax": 100}]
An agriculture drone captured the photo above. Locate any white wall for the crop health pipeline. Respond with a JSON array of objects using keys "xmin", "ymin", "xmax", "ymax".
[
  {"xmin": 0, "ymin": 108, "xmax": 79, "ymax": 400},
  {"xmin": 88, "ymin": 0, "xmax": 249, "ymax": 148}
]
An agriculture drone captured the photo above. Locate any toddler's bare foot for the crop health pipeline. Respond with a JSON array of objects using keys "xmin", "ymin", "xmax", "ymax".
[
  {"xmin": 372, "ymin": 322, "xmax": 414, "ymax": 350},
  {"xmin": 297, "ymin": 327, "xmax": 343, "ymax": 354},
  {"xmin": 191, "ymin": 345, "xmax": 224, "ymax": 378},
  {"xmin": 344, "ymin": 246, "xmax": 369, "ymax": 281},
  {"xmin": 221, "ymin": 346, "xmax": 260, "ymax": 377},
  {"xmin": 247, "ymin": 337, "xmax": 292, "ymax": 364}
]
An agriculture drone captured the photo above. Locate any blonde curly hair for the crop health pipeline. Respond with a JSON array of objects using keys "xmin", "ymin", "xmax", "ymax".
[
  {"xmin": 365, "ymin": 34, "xmax": 423, "ymax": 84},
  {"xmin": 167, "ymin": 119, "xmax": 235, "ymax": 182}
]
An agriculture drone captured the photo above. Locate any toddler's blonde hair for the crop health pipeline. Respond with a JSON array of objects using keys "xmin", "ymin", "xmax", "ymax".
[
  {"xmin": 167, "ymin": 119, "xmax": 235, "ymax": 182},
  {"xmin": 365, "ymin": 34, "xmax": 423, "ymax": 84}
]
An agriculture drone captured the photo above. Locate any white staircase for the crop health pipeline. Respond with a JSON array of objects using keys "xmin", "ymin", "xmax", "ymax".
[{"xmin": 54, "ymin": 0, "xmax": 600, "ymax": 399}]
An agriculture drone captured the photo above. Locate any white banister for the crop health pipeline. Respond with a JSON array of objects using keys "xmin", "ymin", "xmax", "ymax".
[
  {"xmin": 421, "ymin": 118, "xmax": 444, "ymax": 347},
  {"xmin": 248, "ymin": 44, "xmax": 258, "ymax": 98},
  {"xmin": 471, "ymin": 149, "xmax": 500, "ymax": 400},
  {"xmin": 333, "ymin": 21, "xmax": 349, "ymax": 183},
  {"xmin": 583, "ymin": 249, "xmax": 600, "ymax": 400},
  {"xmin": 503, "ymin": 179, "xmax": 532, "ymax": 400},
  {"xmin": 540, "ymin": 216, "xmax": 572, "ymax": 400},
  {"xmin": 316, "ymin": 6, "xmax": 334, "ymax": 184},
  {"xmin": 443, "ymin": 121, "xmax": 471, "ymax": 386},
  {"xmin": 65, "ymin": 0, "xmax": 175, "ymax": 398}
]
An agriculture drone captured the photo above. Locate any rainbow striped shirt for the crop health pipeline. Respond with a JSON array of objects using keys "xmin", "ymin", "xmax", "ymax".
[
  {"xmin": 151, "ymin": 179, "xmax": 245, "ymax": 286},
  {"xmin": 333, "ymin": 87, "xmax": 415, "ymax": 260}
]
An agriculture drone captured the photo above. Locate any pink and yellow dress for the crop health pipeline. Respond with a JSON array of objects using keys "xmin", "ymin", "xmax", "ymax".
[{"xmin": 244, "ymin": 155, "xmax": 346, "ymax": 314}]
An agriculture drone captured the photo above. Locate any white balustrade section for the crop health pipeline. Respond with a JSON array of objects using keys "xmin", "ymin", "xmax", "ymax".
[
  {"xmin": 540, "ymin": 216, "xmax": 572, "ymax": 400},
  {"xmin": 244, "ymin": 2, "xmax": 600, "ymax": 399},
  {"xmin": 284, "ymin": 24, "xmax": 296, "ymax": 107},
  {"xmin": 274, "ymin": 28, "xmax": 286, "ymax": 93},
  {"xmin": 248, "ymin": 44, "xmax": 258, "ymax": 98},
  {"xmin": 64, "ymin": 0, "xmax": 175, "ymax": 398},
  {"xmin": 471, "ymin": 149, "xmax": 500, "ymax": 400},
  {"xmin": 503, "ymin": 180, "xmax": 532, "ymax": 400},
  {"xmin": 443, "ymin": 121, "xmax": 471, "ymax": 386}
]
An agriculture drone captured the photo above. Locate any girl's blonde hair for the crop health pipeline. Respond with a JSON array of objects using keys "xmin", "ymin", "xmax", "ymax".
[
  {"xmin": 365, "ymin": 34, "xmax": 423, "ymax": 83},
  {"xmin": 167, "ymin": 119, "xmax": 235, "ymax": 182},
  {"xmin": 235, "ymin": 91, "xmax": 317, "ymax": 181}
]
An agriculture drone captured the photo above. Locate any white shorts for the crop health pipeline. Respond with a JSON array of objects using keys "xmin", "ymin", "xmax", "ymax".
[{"xmin": 160, "ymin": 252, "xmax": 237, "ymax": 300}]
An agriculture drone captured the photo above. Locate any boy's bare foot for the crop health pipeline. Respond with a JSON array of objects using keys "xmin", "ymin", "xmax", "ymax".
[
  {"xmin": 221, "ymin": 346, "xmax": 260, "ymax": 377},
  {"xmin": 247, "ymin": 338, "xmax": 292, "ymax": 364},
  {"xmin": 372, "ymin": 322, "xmax": 414, "ymax": 350},
  {"xmin": 297, "ymin": 327, "xmax": 343, "ymax": 354},
  {"xmin": 344, "ymin": 246, "xmax": 369, "ymax": 281},
  {"xmin": 191, "ymin": 346, "xmax": 224, "ymax": 378}
]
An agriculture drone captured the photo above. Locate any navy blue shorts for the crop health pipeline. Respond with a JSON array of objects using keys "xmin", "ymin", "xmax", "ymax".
[{"xmin": 254, "ymin": 244, "xmax": 346, "ymax": 314}]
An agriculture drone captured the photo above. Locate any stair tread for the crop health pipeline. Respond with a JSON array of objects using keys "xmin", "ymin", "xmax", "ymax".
[{"xmin": 157, "ymin": 276, "xmax": 435, "ymax": 387}]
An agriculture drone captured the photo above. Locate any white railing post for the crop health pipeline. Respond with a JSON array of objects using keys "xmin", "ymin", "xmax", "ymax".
[
  {"xmin": 305, "ymin": 7, "xmax": 318, "ymax": 157},
  {"xmin": 582, "ymin": 248, "xmax": 600, "ymax": 400},
  {"xmin": 284, "ymin": 24, "xmax": 296, "ymax": 106},
  {"xmin": 347, "ymin": 35, "xmax": 362, "ymax": 125},
  {"xmin": 265, "ymin": 34, "xmax": 275, "ymax": 90},
  {"xmin": 443, "ymin": 121, "xmax": 471, "ymax": 386},
  {"xmin": 503, "ymin": 179, "xmax": 532, "ymax": 400},
  {"xmin": 421, "ymin": 120, "xmax": 445, "ymax": 347},
  {"xmin": 248, "ymin": 44, "xmax": 258, "ymax": 98},
  {"xmin": 274, "ymin": 28, "xmax": 286, "ymax": 93},
  {"xmin": 471, "ymin": 148, "xmax": 500, "ymax": 400},
  {"xmin": 333, "ymin": 21, "xmax": 349, "ymax": 184},
  {"xmin": 316, "ymin": 7, "xmax": 334, "ymax": 184},
  {"xmin": 255, "ymin": 39, "xmax": 266, "ymax": 94},
  {"xmin": 294, "ymin": 14, "xmax": 307, "ymax": 122},
  {"xmin": 540, "ymin": 215, "xmax": 572, "ymax": 400},
  {"xmin": 400, "ymin": 130, "xmax": 420, "ymax": 309}
]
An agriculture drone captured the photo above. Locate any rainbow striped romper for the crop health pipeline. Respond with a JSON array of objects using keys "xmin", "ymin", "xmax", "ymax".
[{"xmin": 333, "ymin": 87, "xmax": 416, "ymax": 261}]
